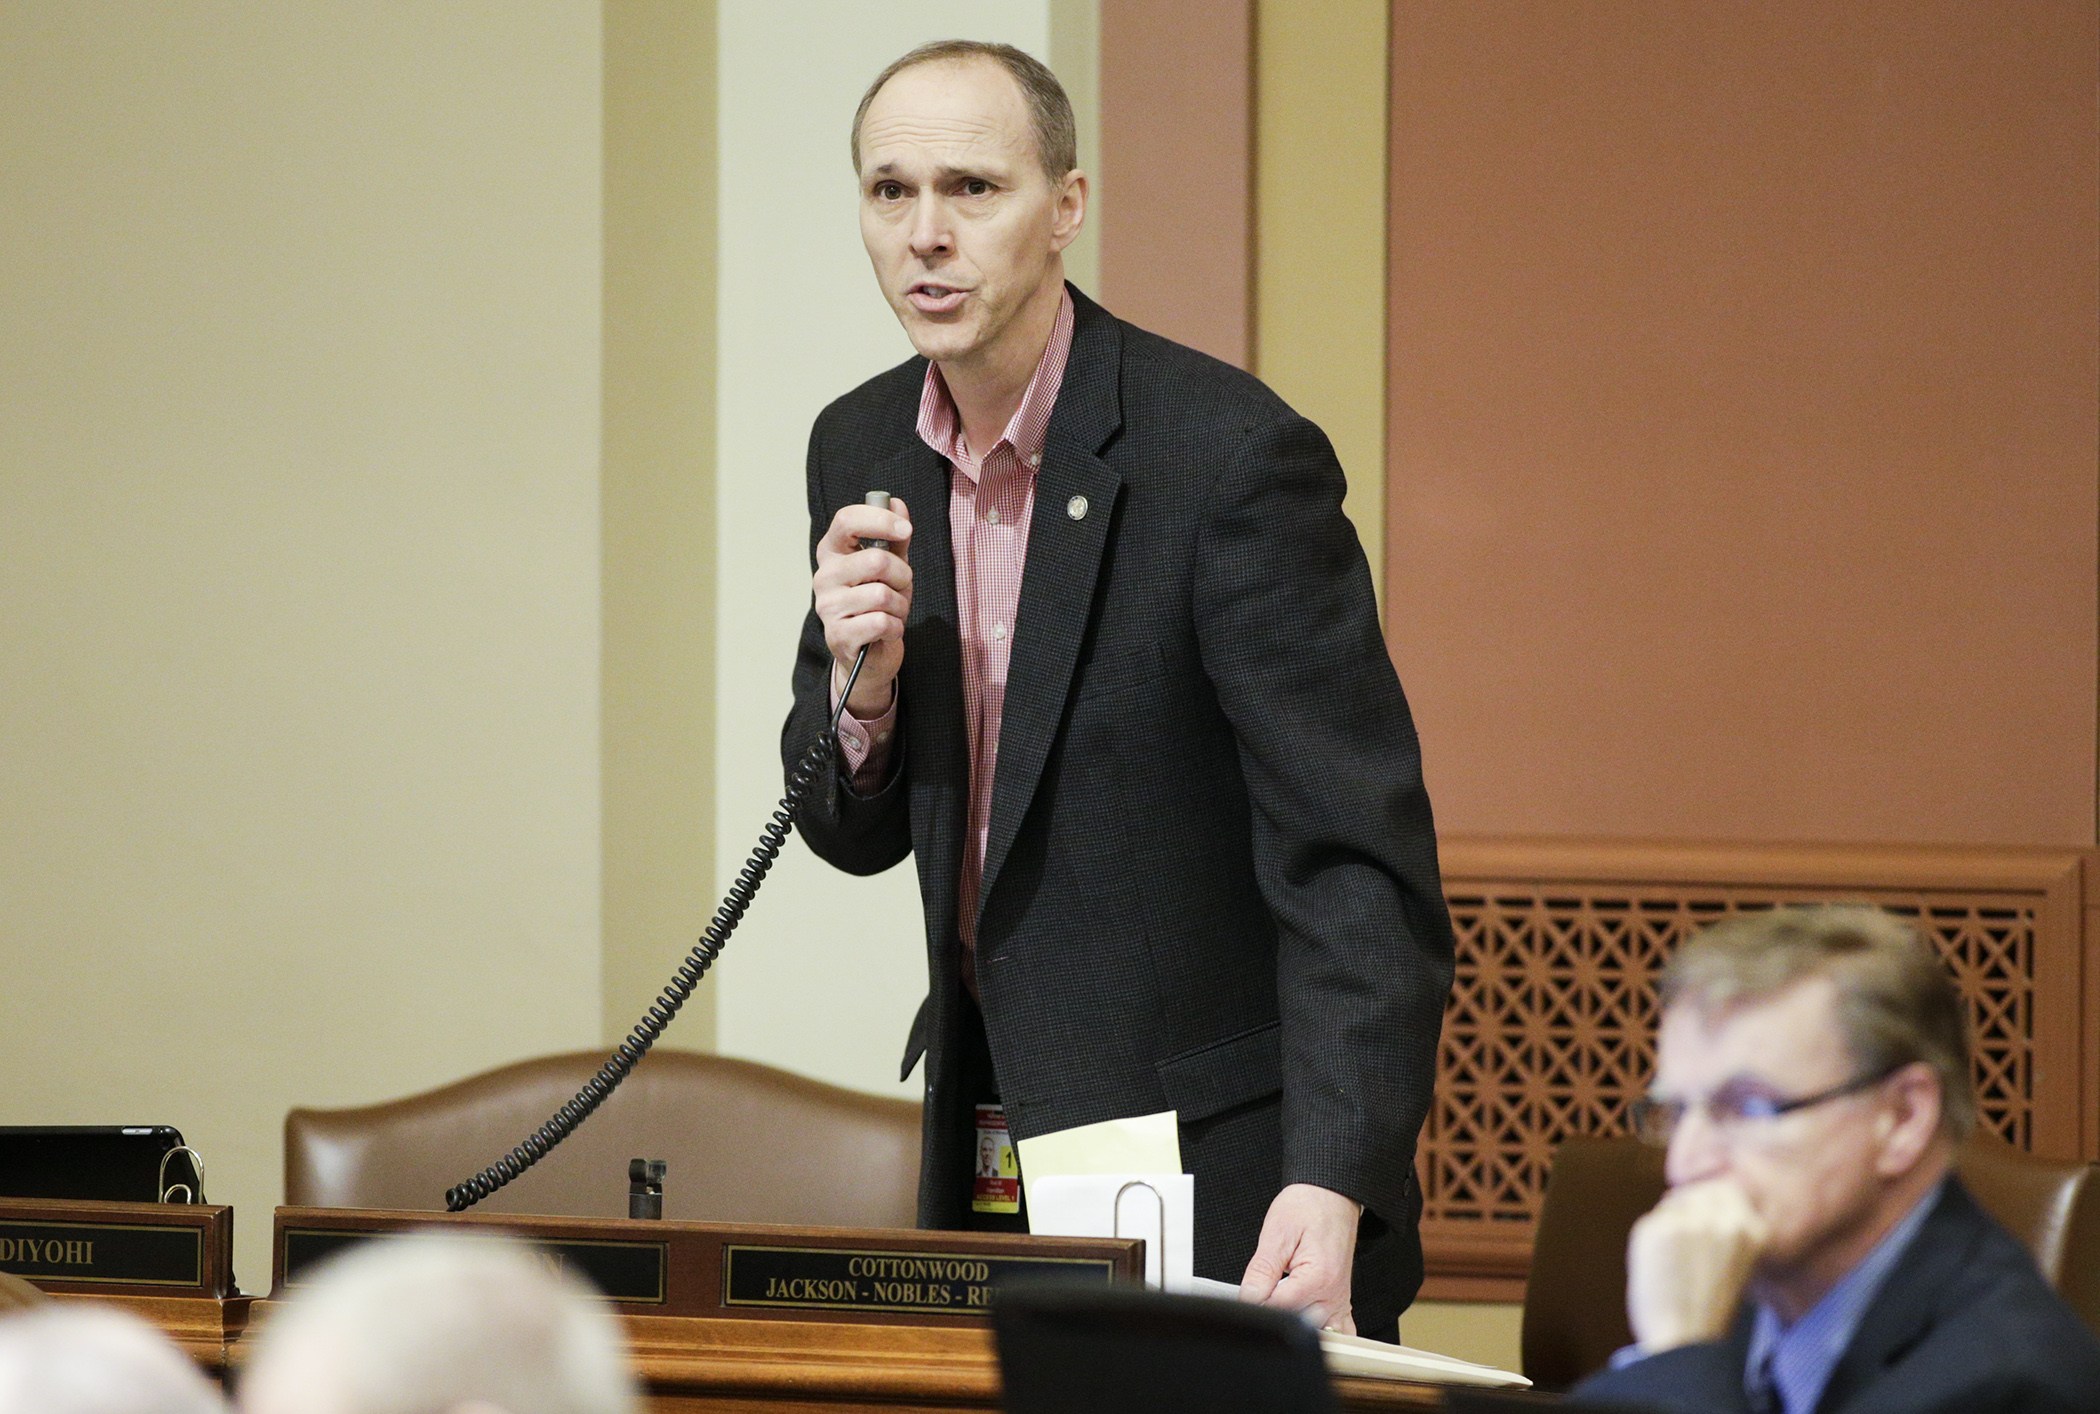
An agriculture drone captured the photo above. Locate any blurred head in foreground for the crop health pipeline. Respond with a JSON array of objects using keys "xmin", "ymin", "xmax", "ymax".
[
  {"xmin": 238, "ymin": 1232, "xmax": 637, "ymax": 1414},
  {"xmin": 0, "ymin": 1304, "xmax": 227, "ymax": 1414}
]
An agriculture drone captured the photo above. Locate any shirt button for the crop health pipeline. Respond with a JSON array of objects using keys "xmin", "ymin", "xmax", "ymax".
[
  {"xmin": 1028, "ymin": 452, "xmax": 1042, "ymax": 467},
  {"xmin": 876, "ymin": 731, "xmax": 891, "ymax": 744},
  {"xmin": 986, "ymin": 506, "xmax": 999, "ymax": 525},
  {"xmin": 992, "ymin": 621, "xmax": 1006, "ymax": 640}
]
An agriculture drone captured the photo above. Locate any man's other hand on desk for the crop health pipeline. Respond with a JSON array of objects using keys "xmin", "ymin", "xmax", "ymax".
[{"xmin": 1239, "ymin": 1182, "xmax": 1363, "ymax": 1335}]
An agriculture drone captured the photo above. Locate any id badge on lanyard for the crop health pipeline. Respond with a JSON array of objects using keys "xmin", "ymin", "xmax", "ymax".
[{"xmin": 972, "ymin": 1102, "xmax": 1021, "ymax": 1214}]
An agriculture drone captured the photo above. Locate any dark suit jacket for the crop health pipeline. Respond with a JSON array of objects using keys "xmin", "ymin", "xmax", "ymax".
[
  {"xmin": 1572, "ymin": 1177, "xmax": 2100, "ymax": 1414},
  {"xmin": 782, "ymin": 287, "xmax": 1455, "ymax": 1332}
]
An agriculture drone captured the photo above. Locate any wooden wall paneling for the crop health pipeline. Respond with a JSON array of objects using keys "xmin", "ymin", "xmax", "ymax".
[
  {"xmin": 1418, "ymin": 838, "xmax": 2096, "ymax": 1300},
  {"xmin": 1382, "ymin": 0, "xmax": 2098, "ymax": 849},
  {"xmin": 2086, "ymin": 861, "xmax": 2100, "ymax": 1162},
  {"xmin": 2019, "ymin": 855, "xmax": 2084, "ymax": 1162}
]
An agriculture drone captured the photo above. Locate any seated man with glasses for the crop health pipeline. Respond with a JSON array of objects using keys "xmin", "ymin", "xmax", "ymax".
[{"xmin": 1572, "ymin": 906, "xmax": 2099, "ymax": 1414}]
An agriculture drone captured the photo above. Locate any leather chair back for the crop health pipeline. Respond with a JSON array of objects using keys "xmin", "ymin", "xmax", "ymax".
[
  {"xmin": 1519, "ymin": 1137, "xmax": 1666, "ymax": 1392},
  {"xmin": 1953, "ymin": 1130, "xmax": 2100, "ymax": 1332},
  {"xmin": 285, "ymin": 1049, "xmax": 922, "ymax": 1229},
  {"xmin": 1519, "ymin": 1133, "xmax": 2100, "ymax": 1389}
]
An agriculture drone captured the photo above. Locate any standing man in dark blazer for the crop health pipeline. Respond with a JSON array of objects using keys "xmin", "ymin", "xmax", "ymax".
[{"xmin": 782, "ymin": 39, "xmax": 1453, "ymax": 1340}]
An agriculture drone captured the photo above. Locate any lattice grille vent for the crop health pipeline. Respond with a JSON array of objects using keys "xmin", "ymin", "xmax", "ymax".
[{"xmin": 1419, "ymin": 891, "xmax": 2036, "ymax": 1228}]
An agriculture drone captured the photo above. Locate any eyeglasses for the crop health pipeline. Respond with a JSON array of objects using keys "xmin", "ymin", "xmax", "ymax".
[{"xmin": 1627, "ymin": 1063, "xmax": 1903, "ymax": 1148}]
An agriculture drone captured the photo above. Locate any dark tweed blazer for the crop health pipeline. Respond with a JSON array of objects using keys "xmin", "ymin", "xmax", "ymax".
[
  {"xmin": 782, "ymin": 287, "xmax": 1454, "ymax": 1332},
  {"xmin": 1573, "ymin": 1178, "xmax": 2100, "ymax": 1414}
]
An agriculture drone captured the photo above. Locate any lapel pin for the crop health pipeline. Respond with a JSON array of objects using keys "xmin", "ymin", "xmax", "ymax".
[{"xmin": 1067, "ymin": 495, "xmax": 1089, "ymax": 521}]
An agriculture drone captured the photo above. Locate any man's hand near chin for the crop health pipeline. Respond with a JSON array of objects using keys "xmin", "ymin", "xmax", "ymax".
[
  {"xmin": 1238, "ymin": 1183, "xmax": 1363, "ymax": 1335},
  {"xmin": 1626, "ymin": 1178, "xmax": 1771, "ymax": 1354}
]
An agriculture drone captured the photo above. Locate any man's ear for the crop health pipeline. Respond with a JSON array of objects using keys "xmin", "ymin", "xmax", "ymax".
[
  {"xmin": 1050, "ymin": 169, "xmax": 1088, "ymax": 252},
  {"xmin": 1872, "ymin": 1062, "xmax": 1945, "ymax": 1177}
]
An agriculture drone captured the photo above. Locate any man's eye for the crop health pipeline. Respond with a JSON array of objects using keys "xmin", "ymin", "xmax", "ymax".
[
  {"xmin": 874, "ymin": 182, "xmax": 904, "ymax": 200},
  {"xmin": 962, "ymin": 179, "xmax": 992, "ymax": 196},
  {"xmin": 1713, "ymin": 1083, "xmax": 1783, "ymax": 1123}
]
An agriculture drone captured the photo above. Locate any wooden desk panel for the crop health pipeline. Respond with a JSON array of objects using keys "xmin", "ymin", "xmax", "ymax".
[
  {"xmin": 622, "ymin": 1313, "xmax": 1441, "ymax": 1412},
  {"xmin": 222, "ymin": 1301, "xmax": 1441, "ymax": 1410}
]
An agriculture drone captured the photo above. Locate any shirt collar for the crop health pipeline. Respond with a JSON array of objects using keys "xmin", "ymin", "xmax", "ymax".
[
  {"xmin": 915, "ymin": 287, "xmax": 1075, "ymax": 482},
  {"xmin": 1744, "ymin": 1178, "xmax": 1942, "ymax": 1414}
]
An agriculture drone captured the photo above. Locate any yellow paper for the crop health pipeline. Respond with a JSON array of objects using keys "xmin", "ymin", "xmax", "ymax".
[{"xmin": 1016, "ymin": 1110, "xmax": 1183, "ymax": 1191}]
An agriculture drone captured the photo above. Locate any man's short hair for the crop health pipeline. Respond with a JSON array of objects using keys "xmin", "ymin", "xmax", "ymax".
[
  {"xmin": 1660, "ymin": 905, "xmax": 1978, "ymax": 1139},
  {"xmin": 239, "ymin": 1231, "xmax": 637, "ymax": 1414},
  {"xmin": 851, "ymin": 40, "xmax": 1077, "ymax": 182}
]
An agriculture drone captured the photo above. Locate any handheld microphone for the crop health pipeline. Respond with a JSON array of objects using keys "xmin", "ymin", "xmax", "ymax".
[{"xmin": 859, "ymin": 489, "xmax": 893, "ymax": 552}]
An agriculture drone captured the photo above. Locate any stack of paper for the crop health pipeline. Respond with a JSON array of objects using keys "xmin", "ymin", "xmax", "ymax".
[
  {"xmin": 1019, "ymin": 1111, "xmax": 1194, "ymax": 1291},
  {"xmin": 1183, "ymin": 1279, "xmax": 1528, "ymax": 1387},
  {"xmin": 1316, "ymin": 1329, "xmax": 1530, "ymax": 1388}
]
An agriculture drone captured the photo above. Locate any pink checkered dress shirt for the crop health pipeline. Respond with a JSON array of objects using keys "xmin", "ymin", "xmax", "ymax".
[{"xmin": 835, "ymin": 290, "xmax": 1077, "ymax": 984}]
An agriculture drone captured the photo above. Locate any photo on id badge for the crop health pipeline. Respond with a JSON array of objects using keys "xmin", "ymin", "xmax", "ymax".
[{"xmin": 973, "ymin": 1103, "xmax": 1020, "ymax": 1214}]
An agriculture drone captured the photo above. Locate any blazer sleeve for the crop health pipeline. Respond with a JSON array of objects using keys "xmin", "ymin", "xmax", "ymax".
[
  {"xmin": 782, "ymin": 407, "xmax": 913, "ymax": 876},
  {"xmin": 1190, "ymin": 411, "xmax": 1456, "ymax": 1228}
]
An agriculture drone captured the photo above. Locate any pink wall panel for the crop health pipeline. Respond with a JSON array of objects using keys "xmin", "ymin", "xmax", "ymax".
[
  {"xmin": 1384, "ymin": 1, "xmax": 2098, "ymax": 847},
  {"xmin": 1097, "ymin": 0, "xmax": 1254, "ymax": 368}
]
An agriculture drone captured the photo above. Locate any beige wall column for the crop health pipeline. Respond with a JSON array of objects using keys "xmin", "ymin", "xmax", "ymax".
[
  {"xmin": 1253, "ymin": 0, "xmax": 1504, "ymax": 1366},
  {"xmin": 0, "ymin": 4, "xmax": 606, "ymax": 1287},
  {"xmin": 709, "ymin": 3, "xmax": 1063, "ymax": 1098},
  {"xmin": 602, "ymin": 0, "xmax": 719, "ymax": 1051},
  {"xmin": 1051, "ymin": 0, "xmax": 1105, "ymax": 297},
  {"xmin": 1254, "ymin": 0, "xmax": 1390, "ymax": 598}
]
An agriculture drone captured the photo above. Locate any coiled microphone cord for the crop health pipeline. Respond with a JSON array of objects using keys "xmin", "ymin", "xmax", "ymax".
[{"xmin": 444, "ymin": 646, "xmax": 873, "ymax": 1212}]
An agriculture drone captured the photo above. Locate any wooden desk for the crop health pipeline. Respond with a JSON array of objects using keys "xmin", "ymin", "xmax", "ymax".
[
  {"xmin": 2, "ymin": 1196, "xmax": 249, "ymax": 1372},
  {"xmin": 216, "ymin": 1302, "xmax": 1443, "ymax": 1411},
  {"xmin": 628, "ymin": 1312, "xmax": 1443, "ymax": 1412},
  {"xmin": 264, "ymin": 1208, "xmax": 1447, "ymax": 1409}
]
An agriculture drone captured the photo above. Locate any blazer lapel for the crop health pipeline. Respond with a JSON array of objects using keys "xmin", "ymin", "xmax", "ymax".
[
  {"xmin": 1812, "ymin": 1178, "xmax": 1971, "ymax": 1414},
  {"xmin": 975, "ymin": 292, "xmax": 1125, "ymax": 926}
]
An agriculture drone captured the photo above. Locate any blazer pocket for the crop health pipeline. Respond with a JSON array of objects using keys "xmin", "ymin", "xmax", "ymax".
[
  {"xmin": 1076, "ymin": 640, "xmax": 1171, "ymax": 700},
  {"xmin": 1154, "ymin": 1020, "xmax": 1283, "ymax": 1124}
]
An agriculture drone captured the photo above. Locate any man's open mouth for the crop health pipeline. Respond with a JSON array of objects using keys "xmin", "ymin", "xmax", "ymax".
[{"xmin": 908, "ymin": 283, "xmax": 968, "ymax": 312}]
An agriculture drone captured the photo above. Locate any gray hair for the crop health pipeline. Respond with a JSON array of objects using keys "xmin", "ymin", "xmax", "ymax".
[
  {"xmin": 0, "ymin": 1305, "xmax": 227, "ymax": 1414},
  {"xmin": 1661, "ymin": 904, "xmax": 1978, "ymax": 1139},
  {"xmin": 851, "ymin": 40, "xmax": 1077, "ymax": 181},
  {"xmin": 238, "ymin": 1231, "xmax": 637, "ymax": 1414}
]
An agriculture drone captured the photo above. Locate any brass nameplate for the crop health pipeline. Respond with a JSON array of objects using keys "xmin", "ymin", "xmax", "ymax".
[
  {"xmin": 271, "ymin": 1206, "xmax": 1141, "ymax": 1325},
  {"xmin": 723, "ymin": 1243, "xmax": 1116, "ymax": 1316},
  {"xmin": 0, "ymin": 1216, "xmax": 203, "ymax": 1289},
  {"xmin": 282, "ymin": 1227, "xmax": 667, "ymax": 1305}
]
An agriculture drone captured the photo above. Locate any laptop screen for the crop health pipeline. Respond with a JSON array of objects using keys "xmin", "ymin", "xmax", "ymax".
[{"xmin": 0, "ymin": 1126, "xmax": 197, "ymax": 1203}]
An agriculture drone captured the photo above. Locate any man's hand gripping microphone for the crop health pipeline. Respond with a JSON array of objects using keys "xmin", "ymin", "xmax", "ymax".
[{"xmin": 833, "ymin": 489, "xmax": 892, "ymax": 729}]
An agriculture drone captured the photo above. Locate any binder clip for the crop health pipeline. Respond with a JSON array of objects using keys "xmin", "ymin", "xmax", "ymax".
[{"xmin": 158, "ymin": 1145, "xmax": 206, "ymax": 1204}]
